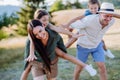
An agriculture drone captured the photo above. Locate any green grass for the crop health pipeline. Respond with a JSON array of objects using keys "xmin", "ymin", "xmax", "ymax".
[{"xmin": 0, "ymin": 47, "xmax": 120, "ymax": 80}]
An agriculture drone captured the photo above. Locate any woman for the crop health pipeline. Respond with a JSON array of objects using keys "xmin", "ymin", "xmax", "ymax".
[{"xmin": 20, "ymin": 19, "xmax": 97, "ymax": 80}]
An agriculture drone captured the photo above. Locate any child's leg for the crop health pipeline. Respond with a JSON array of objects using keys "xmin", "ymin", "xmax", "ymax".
[
  {"xmin": 102, "ymin": 40, "xmax": 115, "ymax": 58},
  {"xmin": 65, "ymin": 37, "xmax": 77, "ymax": 48},
  {"xmin": 102, "ymin": 40, "xmax": 107, "ymax": 51},
  {"xmin": 20, "ymin": 63, "xmax": 31, "ymax": 80},
  {"xmin": 65, "ymin": 32, "xmax": 79, "ymax": 48}
]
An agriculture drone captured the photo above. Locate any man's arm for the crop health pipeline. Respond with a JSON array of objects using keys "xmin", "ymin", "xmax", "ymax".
[{"xmin": 55, "ymin": 47, "xmax": 86, "ymax": 68}]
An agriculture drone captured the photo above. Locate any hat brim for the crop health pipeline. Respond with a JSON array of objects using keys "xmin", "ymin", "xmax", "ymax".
[{"xmin": 98, "ymin": 11, "xmax": 116, "ymax": 15}]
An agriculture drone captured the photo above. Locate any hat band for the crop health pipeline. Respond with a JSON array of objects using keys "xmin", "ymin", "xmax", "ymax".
[{"xmin": 101, "ymin": 9, "xmax": 114, "ymax": 12}]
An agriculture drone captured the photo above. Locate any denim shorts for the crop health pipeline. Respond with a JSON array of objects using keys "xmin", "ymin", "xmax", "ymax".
[{"xmin": 76, "ymin": 42, "xmax": 105, "ymax": 63}]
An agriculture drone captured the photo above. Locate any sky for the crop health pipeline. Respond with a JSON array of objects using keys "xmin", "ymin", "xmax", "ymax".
[
  {"xmin": 0, "ymin": 0, "xmax": 21, "ymax": 6},
  {"xmin": 0, "ymin": 0, "xmax": 88, "ymax": 6}
]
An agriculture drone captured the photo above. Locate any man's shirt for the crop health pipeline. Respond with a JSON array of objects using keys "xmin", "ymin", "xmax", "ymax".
[{"xmin": 70, "ymin": 14, "xmax": 115, "ymax": 49}]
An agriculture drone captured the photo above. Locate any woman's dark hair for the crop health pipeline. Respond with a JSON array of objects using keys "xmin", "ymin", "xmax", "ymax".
[
  {"xmin": 88, "ymin": 0, "xmax": 100, "ymax": 8},
  {"xmin": 34, "ymin": 9, "xmax": 49, "ymax": 19},
  {"xmin": 27, "ymin": 19, "xmax": 51, "ymax": 72}
]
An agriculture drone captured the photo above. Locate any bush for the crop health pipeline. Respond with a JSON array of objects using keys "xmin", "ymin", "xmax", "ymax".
[
  {"xmin": 0, "ymin": 30, "xmax": 8, "ymax": 40},
  {"xmin": 17, "ymin": 28, "xmax": 28, "ymax": 36}
]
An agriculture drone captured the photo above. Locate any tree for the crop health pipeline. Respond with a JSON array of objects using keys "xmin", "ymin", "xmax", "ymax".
[
  {"xmin": 0, "ymin": 13, "xmax": 18, "ymax": 29},
  {"xmin": 50, "ymin": 0, "xmax": 82, "ymax": 13},
  {"xmin": 65, "ymin": 1, "xmax": 72, "ymax": 9},
  {"xmin": 17, "ymin": 0, "xmax": 44, "ymax": 35},
  {"xmin": 73, "ymin": 0, "xmax": 82, "ymax": 9},
  {"xmin": 50, "ymin": 0, "xmax": 64, "ymax": 13}
]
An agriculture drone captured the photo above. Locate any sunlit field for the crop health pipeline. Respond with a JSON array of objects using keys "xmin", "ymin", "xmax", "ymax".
[{"xmin": 0, "ymin": 9, "xmax": 120, "ymax": 80}]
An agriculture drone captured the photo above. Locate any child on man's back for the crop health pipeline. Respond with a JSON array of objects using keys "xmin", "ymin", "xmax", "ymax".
[{"xmin": 62, "ymin": 0, "xmax": 115, "ymax": 59}]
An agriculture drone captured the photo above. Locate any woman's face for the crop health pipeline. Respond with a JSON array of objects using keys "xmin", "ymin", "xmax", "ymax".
[
  {"xmin": 33, "ymin": 26, "xmax": 46, "ymax": 39},
  {"xmin": 39, "ymin": 15, "xmax": 49, "ymax": 27}
]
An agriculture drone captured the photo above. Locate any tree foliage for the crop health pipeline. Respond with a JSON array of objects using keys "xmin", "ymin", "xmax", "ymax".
[
  {"xmin": 73, "ymin": 0, "xmax": 82, "ymax": 9},
  {"xmin": 50, "ymin": 0, "xmax": 82, "ymax": 13},
  {"xmin": 50, "ymin": 0, "xmax": 64, "ymax": 12},
  {"xmin": 0, "ymin": 13, "xmax": 18, "ymax": 29},
  {"xmin": 17, "ymin": 0, "xmax": 44, "ymax": 35}
]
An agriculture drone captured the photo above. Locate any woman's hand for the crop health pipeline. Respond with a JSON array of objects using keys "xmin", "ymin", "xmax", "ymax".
[{"xmin": 25, "ymin": 54, "xmax": 37, "ymax": 62}]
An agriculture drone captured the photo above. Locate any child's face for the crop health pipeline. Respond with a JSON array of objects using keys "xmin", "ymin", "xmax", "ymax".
[
  {"xmin": 88, "ymin": 3, "xmax": 99, "ymax": 14},
  {"xmin": 39, "ymin": 15, "xmax": 49, "ymax": 27}
]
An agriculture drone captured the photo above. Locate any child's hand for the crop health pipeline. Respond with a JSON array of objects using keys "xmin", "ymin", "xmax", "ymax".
[{"xmin": 25, "ymin": 54, "xmax": 37, "ymax": 62}]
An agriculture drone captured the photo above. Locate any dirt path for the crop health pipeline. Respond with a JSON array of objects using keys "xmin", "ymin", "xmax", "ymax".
[{"xmin": 0, "ymin": 36, "xmax": 27, "ymax": 49}]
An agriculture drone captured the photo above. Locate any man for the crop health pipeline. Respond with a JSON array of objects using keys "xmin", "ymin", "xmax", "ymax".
[{"xmin": 69, "ymin": 2, "xmax": 118, "ymax": 80}]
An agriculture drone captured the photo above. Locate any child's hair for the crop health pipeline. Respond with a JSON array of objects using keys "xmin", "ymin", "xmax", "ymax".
[
  {"xmin": 88, "ymin": 0, "xmax": 100, "ymax": 8},
  {"xmin": 27, "ymin": 19, "xmax": 51, "ymax": 72},
  {"xmin": 34, "ymin": 9, "xmax": 49, "ymax": 19}
]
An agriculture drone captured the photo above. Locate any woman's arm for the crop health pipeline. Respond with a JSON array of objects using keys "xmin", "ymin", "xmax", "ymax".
[{"xmin": 25, "ymin": 34, "xmax": 37, "ymax": 62}]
